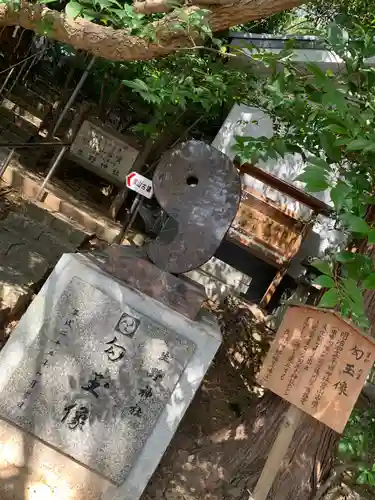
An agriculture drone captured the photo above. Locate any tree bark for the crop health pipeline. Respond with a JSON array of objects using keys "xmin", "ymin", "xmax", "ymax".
[
  {"xmin": 221, "ymin": 394, "xmax": 338, "ymax": 500},
  {"xmin": 140, "ymin": 301, "xmax": 339, "ymax": 500},
  {"xmin": 0, "ymin": 0, "xmax": 304, "ymax": 62},
  {"xmin": 141, "ymin": 374, "xmax": 338, "ymax": 500}
]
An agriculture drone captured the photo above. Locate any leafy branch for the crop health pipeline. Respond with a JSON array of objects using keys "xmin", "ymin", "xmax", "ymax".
[
  {"xmin": 0, "ymin": 0, "xmax": 307, "ymax": 62},
  {"xmin": 234, "ymin": 22, "xmax": 375, "ymax": 328}
]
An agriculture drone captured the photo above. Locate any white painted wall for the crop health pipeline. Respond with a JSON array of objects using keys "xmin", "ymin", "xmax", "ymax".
[{"xmin": 213, "ymin": 103, "xmax": 347, "ymax": 278}]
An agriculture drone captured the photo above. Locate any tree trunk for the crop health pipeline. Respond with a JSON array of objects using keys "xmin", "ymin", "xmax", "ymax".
[
  {"xmin": 221, "ymin": 394, "xmax": 338, "ymax": 500},
  {"xmin": 142, "ymin": 391, "xmax": 338, "ymax": 500},
  {"xmin": 140, "ymin": 301, "xmax": 339, "ymax": 500},
  {"xmin": 0, "ymin": 0, "xmax": 305, "ymax": 62}
]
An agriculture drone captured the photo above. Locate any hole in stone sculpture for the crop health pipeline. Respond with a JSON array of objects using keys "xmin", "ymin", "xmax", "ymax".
[{"xmin": 186, "ymin": 175, "xmax": 198, "ymax": 187}]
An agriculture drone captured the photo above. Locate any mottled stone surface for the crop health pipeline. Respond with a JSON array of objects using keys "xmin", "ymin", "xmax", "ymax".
[
  {"xmin": 96, "ymin": 245, "xmax": 206, "ymax": 320},
  {"xmin": 147, "ymin": 140, "xmax": 241, "ymax": 274},
  {"xmin": 0, "ymin": 199, "xmax": 88, "ymax": 316},
  {"xmin": 185, "ymin": 256, "xmax": 252, "ymax": 301},
  {"xmin": 0, "ymin": 277, "xmax": 195, "ymax": 484},
  {"xmin": 0, "ymin": 253, "xmax": 222, "ymax": 500}
]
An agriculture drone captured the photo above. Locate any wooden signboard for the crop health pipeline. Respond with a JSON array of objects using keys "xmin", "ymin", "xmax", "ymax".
[
  {"xmin": 232, "ymin": 189, "xmax": 303, "ymax": 261},
  {"xmin": 258, "ymin": 305, "xmax": 375, "ymax": 433},
  {"xmin": 251, "ymin": 305, "xmax": 375, "ymax": 500}
]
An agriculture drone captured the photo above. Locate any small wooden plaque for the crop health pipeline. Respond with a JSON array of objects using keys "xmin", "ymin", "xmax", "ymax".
[{"xmin": 258, "ymin": 306, "xmax": 375, "ymax": 433}]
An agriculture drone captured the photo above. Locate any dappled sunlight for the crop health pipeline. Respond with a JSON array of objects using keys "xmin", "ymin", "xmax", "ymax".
[
  {"xmin": 140, "ymin": 297, "xmax": 276, "ymax": 500},
  {"xmin": 29, "ymin": 468, "xmax": 74, "ymax": 500},
  {"xmin": 26, "ymin": 482, "xmax": 54, "ymax": 500},
  {"xmin": 0, "ymin": 465, "xmax": 23, "ymax": 480},
  {"xmin": 210, "ymin": 428, "xmax": 232, "ymax": 444},
  {"xmin": 234, "ymin": 423, "xmax": 248, "ymax": 441},
  {"xmin": 252, "ymin": 416, "xmax": 266, "ymax": 433},
  {"xmin": 0, "ymin": 439, "xmax": 23, "ymax": 465}
]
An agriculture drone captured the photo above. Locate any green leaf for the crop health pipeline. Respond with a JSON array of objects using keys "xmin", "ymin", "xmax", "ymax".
[
  {"xmin": 319, "ymin": 131, "xmax": 341, "ymax": 162},
  {"xmin": 307, "ymin": 156, "xmax": 330, "ymax": 170},
  {"xmin": 306, "ymin": 179, "xmax": 329, "ymax": 192},
  {"xmin": 295, "ymin": 172, "xmax": 329, "ymax": 192},
  {"xmin": 363, "ymin": 143, "xmax": 375, "ymax": 153},
  {"xmin": 273, "ymin": 138, "xmax": 287, "ymax": 157},
  {"xmin": 305, "ymin": 62, "xmax": 327, "ymax": 84},
  {"xmin": 368, "ymin": 471, "xmax": 375, "ymax": 487},
  {"xmin": 368, "ymin": 228, "xmax": 375, "ymax": 244},
  {"xmin": 65, "ymin": 0, "xmax": 82, "ymax": 18},
  {"xmin": 295, "ymin": 164, "xmax": 329, "ymax": 193},
  {"xmin": 327, "ymin": 23, "xmax": 349, "ymax": 47},
  {"xmin": 318, "ymin": 288, "xmax": 339, "ymax": 308},
  {"xmin": 122, "ymin": 78, "xmax": 149, "ymax": 92},
  {"xmin": 330, "ymin": 182, "xmax": 351, "ymax": 212},
  {"xmin": 311, "ymin": 260, "xmax": 333, "ymax": 276},
  {"xmin": 357, "ymin": 471, "xmax": 367, "ymax": 485},
  {"xmin": 347, "ymin": 138, "xmax": 373, "ymax": 151},
  {"xmin": 338, "ymin": 441, "xmax": 348, "ymax": 454},
  {"xmin": 82, "ymin": 9, "xmax": 97, "ymax": 20},
  {"xmin": 95, "ymin": 0, "xmax": 112, "ymax": 9},
  {"xmin": 322, "ymin": 89, "xmax": 347, "ymax": 112},
  {"xmin": 324, "ymin": 124, "xmax": 347, "ymax": 134},
  {"xmin": 36, "ymin": 19, "xmax": 54, "ymax": 35},
  {"xmin": 363, "ymin": 195, "xmax": 375, "ymax": 205},
  {"xmin": 335, "ymin": 137, "xmax": 349, "ymax": 147},
  {"xmin": 363, "ymin": 273, "xmax": 375, "ymax": 290},
  {"xmin": 344, "ymin": 254, "xmax": 373, "ymax": 281},
  {"xmin": 340, "ymin": 297, "xmax": 352, "ymax": 317},
  {"xmin": 340, "ymin": 277, "xmax": 366, "ymax": 318},
  {"xmin": 341, "ymin": 213, "xmax": 370, "ymax": 234},
  {"xmin": 336, "ymin": 251, "xmax": 355, "ymax": 263},
  {"xmin": 342, "ymin": 277, "xmax": 364, "ymax": 307},
  {"xmin": 313, "ymin": 275, "xmax": 335, "ymax": 288}
]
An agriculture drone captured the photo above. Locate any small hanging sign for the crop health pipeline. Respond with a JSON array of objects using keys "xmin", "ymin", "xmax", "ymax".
[
  {"xmin": 126, "ymin": 172, "xmax": 153, "ymax": 199},
  {"xmin": 250, "ymin": 305, "xmax": 375, "ymax": 500},
  {"xmin": 258, "ymin": 305, "xmax": 375, "ymax": 433}
]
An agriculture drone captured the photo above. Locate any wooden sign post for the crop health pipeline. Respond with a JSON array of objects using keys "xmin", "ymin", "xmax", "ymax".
[{"xmin": 251, "ymin": 305, "xmax": 375, "ymax": 500}]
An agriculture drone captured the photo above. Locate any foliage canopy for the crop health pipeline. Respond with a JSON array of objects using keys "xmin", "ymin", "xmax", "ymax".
[{"xmin": 233, "ymin": 23, "xmax": 375, "ymax": 329}]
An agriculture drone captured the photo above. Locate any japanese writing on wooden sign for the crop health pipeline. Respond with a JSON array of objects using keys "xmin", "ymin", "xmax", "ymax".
[{"xmin": 258, "ymin": 305, "xmax": 375, "ymax": 433}]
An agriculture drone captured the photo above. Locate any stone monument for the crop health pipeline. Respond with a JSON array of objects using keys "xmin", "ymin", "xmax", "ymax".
[{"xmin": 0, "ymin": 141, "xmax": 241, "ymax": 500}]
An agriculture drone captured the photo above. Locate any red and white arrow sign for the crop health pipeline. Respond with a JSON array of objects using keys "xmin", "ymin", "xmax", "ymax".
[
  {"xmin": 125, "ymin": 172, "xmax": 153, "ymax": 199},
  {"xmin": 126, "ymin": 172, "xmax": 137, "ymax": 188}
]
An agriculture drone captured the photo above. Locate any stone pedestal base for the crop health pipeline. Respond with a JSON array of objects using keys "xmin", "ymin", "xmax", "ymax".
[{"xmin": 0, "ymin": 252, "xmax": 221, "ymax": 500}]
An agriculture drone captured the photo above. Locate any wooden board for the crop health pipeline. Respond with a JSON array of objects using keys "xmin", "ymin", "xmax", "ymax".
[
  {"xmin": 250, "ymin": 405, "xmax": 303, "ymax": 500},
  {"xmin": 258, "ymin": 305, "xmax": 375, "ymax": 433},
  {"xmin": 232, "ymin": 189, "xmax": 303, "ymax": 262}
]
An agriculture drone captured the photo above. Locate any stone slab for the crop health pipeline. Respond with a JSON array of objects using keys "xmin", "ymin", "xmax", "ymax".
[
  {"xmin": 0, "ymin": 212, "xmax": 44, "ymax": 239},
  {"xmin": 20, "ymin": 201, "xmax": 91, "ymax": 247},
  {"xmin": 186, "ymin": 269, "xmax": 242, "ymax": 300},
  {"xmin": 0, "ymin": 276, "xmax": 196, "ymax": 484},
  {"xmin": 1, "ymin": 163, "xmax": 121, "ymax": 243},
  {"xmin": 0, "ymin": 265, "xmax": 31, "ymax": 311},
  {"xmin": 0, "ymin": 253, "xmax": 222, "ymax": 500},
  {"xmin": 0, "ymin": 227, "xmax": 49, "ymax": 280},
  {"xmin": 0, "ymin": 214, "xmax": 76, "ymax": 264},
  {"xmin": 185, "ymin": 256, "xmax": 252, "ymax": 300},
  {"xmin": 199, "ymin": 256, "xmax": 252, "ymax": 289},
  {"xmin": 98, "ymin": 245, "xmax": 206, "ymax": 320}
]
